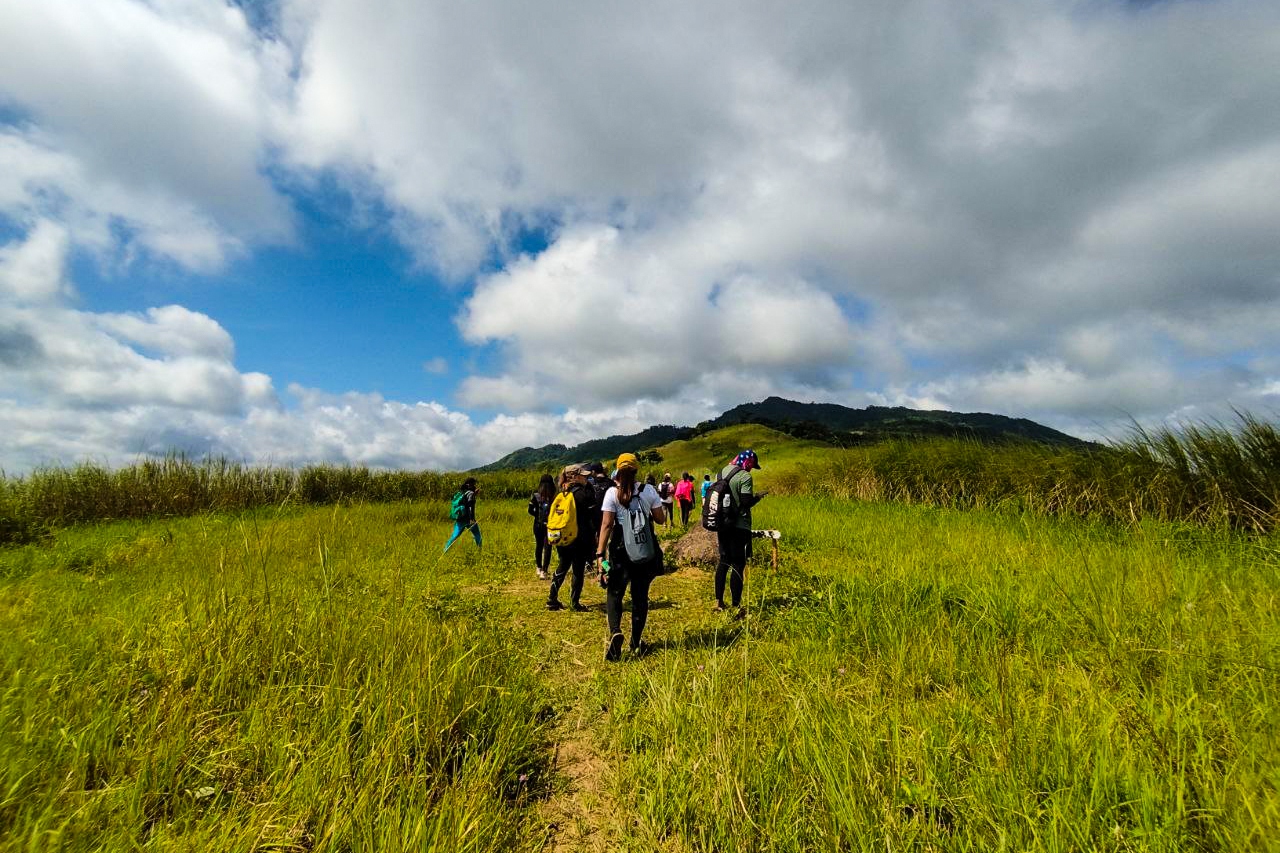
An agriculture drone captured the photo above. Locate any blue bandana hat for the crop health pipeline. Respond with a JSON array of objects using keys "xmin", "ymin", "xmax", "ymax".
[{"xmin": 734, "ymin": 449, "xmax": 761, "ymax": 470}]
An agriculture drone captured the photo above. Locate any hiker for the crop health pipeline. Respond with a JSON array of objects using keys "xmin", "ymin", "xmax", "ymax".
[
  {"xmin": 700, "ymin": 473, "xmax": 713, "ymax": 504},
  {"xmin": 715, "ymin": 450, "xmax": 766, "ymax": 613},
  {"xmin": 674, "ymin": 472, "xmax": 695, "ymax": 527},
  {"xmin": 586, "ymin": 461, "xmax": 612, "ymax": 510},
  {"xmin": 595, "ymin": 452, "xmax": 666, "ymax": 660},
  {"xmin": 548, "ymin": 464, "xmax": 598, "ymax": 611},
  {"xmin": 657, "ymin": 473, "xmax": 675, "ymax": 528},
  {"xmin": 528, "ymin": 473, "xmax": 555, "ymax": 580},
  {"xmin": 443, "ymin": 477, "xmax": 482, "ymax": 552}
]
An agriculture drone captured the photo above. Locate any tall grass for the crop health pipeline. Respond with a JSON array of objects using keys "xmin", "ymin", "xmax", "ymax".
[
  {"xmin": 3, "ymin": 414, "xmax": 1278, "ymax": 544},
  {"xmin": 595, "ymin": 496, "xmax": 1280, "ymax": 851},
  {"xmin": 0, "ymin": 504, "xmax": 550, "ymax": 851},
  {"xmin": 0, "ymin": 457, "xmax": 540, "ymax": 545},
  {"xmin": 2, "ymin": 494, "xmax": 1277, "ymax": 850},
  {"xmin": 779, "ymin": 413, "xmax": 1280, "ymax": 532}
]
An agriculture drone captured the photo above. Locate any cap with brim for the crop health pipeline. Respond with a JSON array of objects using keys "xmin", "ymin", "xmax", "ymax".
[{"xmin": 615, "ymin": 452, "xmax": 639, "ymax": 471}]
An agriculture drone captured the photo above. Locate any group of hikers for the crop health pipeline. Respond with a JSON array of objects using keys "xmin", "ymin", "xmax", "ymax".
[{"xmin": 444, "ymin": 449, "xmax": 766, "ymax": 661}]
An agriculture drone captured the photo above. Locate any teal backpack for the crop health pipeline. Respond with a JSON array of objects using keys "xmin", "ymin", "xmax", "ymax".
[{"xmin": 449, "ymin": 491, "xmax": 467, "ymax": 522}]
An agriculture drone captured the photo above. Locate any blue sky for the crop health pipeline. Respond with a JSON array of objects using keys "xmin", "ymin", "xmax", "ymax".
[{"xmin": 2, "ymin": 0, "xmax": 1279, "ymax": 472}]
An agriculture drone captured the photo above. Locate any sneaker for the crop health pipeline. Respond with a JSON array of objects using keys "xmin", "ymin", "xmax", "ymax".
[
  {"xmin": 536, "ymin": 569, "xmax": 548, "ymax": 580},
  {"xmin": 714, "ymin": 602, "xmax": 727, "ymax": 612},
  {"xmin": 570, "ymin": 603, "xmax": 589, "ymax": 612},
  {"xmin": 546, "ymin": 600, "xmax": 564, "ymax": 611},
  {"xmin": 629, "ymin": 640, "xmax": 652, "ymax": 658},
  {"xmin": 605, "ymin": 633, "xmax": 624, "ymax": 662}
]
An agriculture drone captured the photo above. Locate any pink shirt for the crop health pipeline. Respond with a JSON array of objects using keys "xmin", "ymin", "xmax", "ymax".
[{"xmin": 674, "ymin": 479, "xmax": 694, "ymax": 502}]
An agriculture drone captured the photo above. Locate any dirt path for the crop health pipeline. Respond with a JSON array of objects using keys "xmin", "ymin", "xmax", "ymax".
[{"xmin": 492, "ymin": 562, "xmax": 721, "ymax": 851}]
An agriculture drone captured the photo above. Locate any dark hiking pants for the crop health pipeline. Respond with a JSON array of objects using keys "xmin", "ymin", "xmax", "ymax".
[
  {"xmin": 550, "ymin": 544, "xmax": 589, "ymax": 607},
  {"xmin": 606, "ymin": 560, "xmax": 656, "ymax": 647},
  {"xmin": 715, "ymin": 527, "xmax": 752, "ymax": 608},
  {"xmin": 534, "ymin": 522, "xmax": 551, "ymax": 571}
]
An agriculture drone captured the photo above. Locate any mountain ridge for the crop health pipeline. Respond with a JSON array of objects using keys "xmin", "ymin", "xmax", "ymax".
[{"xmin": 474, "ymin": 397, "xmax": 1090, "ymax": 471}]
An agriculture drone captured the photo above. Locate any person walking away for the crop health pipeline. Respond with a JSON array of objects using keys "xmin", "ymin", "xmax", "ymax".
[
  {"xmin": 674, "ymin": 472, "xmax": 695, "ymax": 527},
  {"xmin": 528, "ymin": 473, "xmax": 555, "ymax": 579},
  {"xmin": 587, "ymin": 462, "xmax": 612, "ymax": 526},
  {"xmin": 657, "ymin": 473, "xmax": 675, "ymax": 528},
  {"xmin": 548, "ymin": 465, "xmax": 598, "ymax": 611},
  {"xmin": 700, "ymin": 473, "xmax": 713, "ymax": 504},
  {"xmin": 595, "ymin": 453, "xmax": 666, "ymax": 660},
  {"xmin": 716, "ymin": 450, "xmax": 766, "ymax": 613},
  {"xmin": 443, "ymin": 477, "xmax": 482, "ymax": 552}
]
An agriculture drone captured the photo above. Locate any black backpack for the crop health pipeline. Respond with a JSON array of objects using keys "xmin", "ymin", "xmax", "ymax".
[{"xmin": 701, "ymin": 465, "xmax": 741, "ymax": 532}]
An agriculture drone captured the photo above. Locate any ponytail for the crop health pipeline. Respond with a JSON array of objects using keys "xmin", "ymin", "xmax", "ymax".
[{"xmin": 615, "ymin": 466, "xmax": 637, "ymax": 505}]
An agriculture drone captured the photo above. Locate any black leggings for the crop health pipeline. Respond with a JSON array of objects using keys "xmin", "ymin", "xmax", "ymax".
[
  {"xmin": 715, "ymin": 528, "xmax": 751, "ymax": 607},
  {"xmin": 550, "ymin": 545, "xmax": 588, "ymax": 606},
  {"xmin": 679, "ymin": 499, "xmax": 693, "ymax": 526},
  {"xmin": 606, "ymin": 560, "xmax": 655, "ymax": 647},
  {"xmin": 534, "ymin": 522, "xmax": 551, "ymax": 571}
]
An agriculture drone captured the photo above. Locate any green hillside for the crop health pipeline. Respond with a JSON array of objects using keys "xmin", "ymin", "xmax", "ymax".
[
  {"xmin": 474, "ymin": 397, "xmax": 1092, "ymax": 471},
  {"xmin": 473, "ymin": 425, "xmax": 693, "ymax": 472},
  {"xmin": 645, "ymin": 424, "xmax": 829, "ymax": 489},
  {"xmin": 702, "ymin": 396, "xmax": 1091, "ymax": 447}
]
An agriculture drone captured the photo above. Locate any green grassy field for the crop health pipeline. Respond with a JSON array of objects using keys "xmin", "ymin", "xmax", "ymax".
[{"xmin": 3, "ymin": 490, "xmax": 1278, "ymax": 852}]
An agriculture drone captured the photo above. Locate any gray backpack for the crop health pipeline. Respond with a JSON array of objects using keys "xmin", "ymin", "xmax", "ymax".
[{"xmin": 614, "ymin": 486, "xmax": 657, "ymax": 565}]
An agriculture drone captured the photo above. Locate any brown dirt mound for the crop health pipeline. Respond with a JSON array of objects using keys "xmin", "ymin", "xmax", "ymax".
[{"xmin": 666, "ymin": 525, "xmax": 718, "ymax": 567}]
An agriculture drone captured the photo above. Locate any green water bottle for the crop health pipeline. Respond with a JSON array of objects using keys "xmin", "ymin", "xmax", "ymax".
[{"xmin": 598, "ymin": 556, "xmax": 610, "ymax": 588}]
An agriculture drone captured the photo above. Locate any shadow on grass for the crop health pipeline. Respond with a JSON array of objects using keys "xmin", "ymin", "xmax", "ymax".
[{"xmin": 656, "ymin": 624, "xmax": 746, "ymax": 653}]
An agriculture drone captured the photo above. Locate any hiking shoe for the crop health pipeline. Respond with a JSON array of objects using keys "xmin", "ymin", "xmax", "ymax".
[
  {"xmin": 570, "ymin": 603, "xmax": 589, "ymax": 612},
  {"xmin": 546, "ymin": 600, "xmax": 564, "ymax": 611},
  {"xmin": 733, "ymin": 606, "xmax": 747, "ymax": 621},
  {"xmin": 714, "ymin": 602, "xmax": 727, "ymax": 612},
  {"xmin": 629, "ymin": 641, "xmax": 652, "ymax": 658},
  {"xmin": 605, "ymin": 633, "xmax": 624, "ymax": 662}
]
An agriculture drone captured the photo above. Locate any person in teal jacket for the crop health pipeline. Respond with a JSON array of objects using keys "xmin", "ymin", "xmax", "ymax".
[{"xmin": 443, "ymin": 477, "xmax": 482, "ymax": 552}]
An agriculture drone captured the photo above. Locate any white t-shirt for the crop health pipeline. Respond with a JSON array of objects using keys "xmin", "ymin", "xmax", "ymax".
[{"xmin": 602, "ymin": 483, "xmax": 662, "ymax": 516}]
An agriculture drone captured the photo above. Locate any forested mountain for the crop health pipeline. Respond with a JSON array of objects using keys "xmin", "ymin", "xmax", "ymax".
[
  {"xmin": 699, "ymin": 397, "xmax": 1091, "ymax": 448},
  {"xmin": 475, "ymin": 397, "xmax": 1089, "ymax": 470}
]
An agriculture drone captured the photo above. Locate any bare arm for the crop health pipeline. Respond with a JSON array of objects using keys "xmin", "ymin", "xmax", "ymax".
[
  {"xmin": 651, "ymin": 503, "xmax": 667, "ymax": 525},
  {"xmin": 596, "ymin": 510, "xmax": 616, "ymax": 560}
]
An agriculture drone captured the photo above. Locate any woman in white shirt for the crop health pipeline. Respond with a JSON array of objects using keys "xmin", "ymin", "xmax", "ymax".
[{"xmin": 594, "ymin": 452, "xmax": 667, "ymax": 661}]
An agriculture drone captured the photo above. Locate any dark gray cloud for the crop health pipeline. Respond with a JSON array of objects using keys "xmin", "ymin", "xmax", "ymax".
[{"xmin": 0, "ymin": 324, "xmax": 42, "ymax": 367}]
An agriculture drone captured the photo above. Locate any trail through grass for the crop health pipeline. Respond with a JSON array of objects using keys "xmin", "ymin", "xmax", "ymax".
[{"xmin": 3, "ymin": 495, "xmax": 1278, "ymax": 851}]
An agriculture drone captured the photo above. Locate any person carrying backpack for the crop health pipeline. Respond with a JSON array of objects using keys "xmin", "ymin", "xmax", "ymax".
[
  {"xmin": 587, "ymin": 461, "xmax": 611, "ymax": 506},
  {"xmin": 700, "ymin": 473, "xmax": 713, "ymax": 504},
  {"xmin": 657, "ymin": 473, "xmax": 675, "ymax": 528},
  {"xmin": 443, "ymin": 477, "xmax": 482, "ymax": 552},
  {"xmin": 528, "ymin": 473, "xmax": 555, "ymax": 580},
  {"xmin": 714, "ymin": 450, "xmax": 766, "ymax": 613},
  {"xmin": 594, "ymin": 452, "xmax": 666, "ymax": 660},
  {"xmin": 674, "ymin": 472, "xmax": 695, "ymax": 527},
  {"xmin": 548, "ymin": 464, "xmax": 598, "ymax": 611}
]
